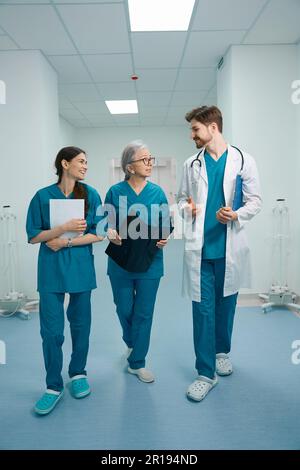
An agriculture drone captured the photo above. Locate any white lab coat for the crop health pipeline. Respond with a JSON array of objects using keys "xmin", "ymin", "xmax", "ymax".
[{"xmin": 177, "ymin": 144, "xmax": 262, "ymax": 302}]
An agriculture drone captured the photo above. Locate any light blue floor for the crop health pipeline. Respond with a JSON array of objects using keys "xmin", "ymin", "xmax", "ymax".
[{"xmin": 0, "ymin": 240, "xmax": 300, "ymax": 450}]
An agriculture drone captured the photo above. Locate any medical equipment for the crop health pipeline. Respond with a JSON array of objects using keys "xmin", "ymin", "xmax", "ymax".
[
  {"xmin": 190, "ymin": 148, "xmax": 204, "ymax": 168},
  {"xmin": 190, "ymin": 145, "xmax": 245, "ymax": 211},
  {"xmin": 259, "ymin": 199, "xmax": 300, "ymax": 313},
  {"xmin": 190, "ymin": 145, "xmax": 244, "ymax": 171},
  {"xmin": 0, "ymin": 205, "xmax": 38, "ymax": 319}
]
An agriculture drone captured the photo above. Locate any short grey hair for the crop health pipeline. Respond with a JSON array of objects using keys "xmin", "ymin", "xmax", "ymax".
[{"xmin": 121, "ymin": 140, "xmax": 148, "ymax": 180}]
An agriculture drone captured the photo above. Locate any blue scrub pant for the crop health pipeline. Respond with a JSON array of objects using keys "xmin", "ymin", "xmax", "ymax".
[
  {"xmin": 39, "ymin": 291, "xmax": 91, "ymax": 392},
  {"xmin": 109, "ymin": 276, "xmax": 160, "ymax": 369},
  {"xmin": 192, "ymin": 258, "xmax": 238, "ymax": 380}
]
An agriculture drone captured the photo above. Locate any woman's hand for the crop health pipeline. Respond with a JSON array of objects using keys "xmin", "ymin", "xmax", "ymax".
[
  {"xmin": 107, "ymin": 228, "xmax": 122, "ymax": 246},
  {"xmin": 46, "ymin": 238, "xmax": 67, "ymax": 252},
  {"xmin": 62, "ymin": 218, "xmax": 87, "ymax": 233},
  {"xmin": 156, "ymin": 239, "xmax": 168, "ymax": 249}
]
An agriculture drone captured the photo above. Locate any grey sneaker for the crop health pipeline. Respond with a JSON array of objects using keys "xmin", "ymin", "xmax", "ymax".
[
  {"xmin": 216, "ymin": 353, "xmax": 233, "ymax": 376},
  {"xmin": 186, "ymin": 375, "xmax": 218, "ymax": 401},
  {"xmin": 128, "ymin": 367, "xmax": 155, "ymax": 383}
]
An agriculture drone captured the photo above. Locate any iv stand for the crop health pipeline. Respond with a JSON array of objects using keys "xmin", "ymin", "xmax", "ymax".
[
  {"xmin": 259, "ymin": 199, "xmax": 300, "ymax": 313},
  {"xmin": 0, "ymin": 205, "xmax": 38, "ymax": 319}
]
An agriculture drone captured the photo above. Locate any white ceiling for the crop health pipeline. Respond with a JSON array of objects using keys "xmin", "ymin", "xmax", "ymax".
[{"xmin": 0, "ymin": 0, "xmax": 299, "ymax": 128}]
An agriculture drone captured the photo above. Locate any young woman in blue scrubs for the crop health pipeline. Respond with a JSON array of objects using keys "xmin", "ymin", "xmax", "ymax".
[
  {"xmin": 104, "ymin": 141, "xmax": 170, "ymax": 383},
  {"xmin": 26, "ymin": 146, "xmax": 103, "ymax": 415}
]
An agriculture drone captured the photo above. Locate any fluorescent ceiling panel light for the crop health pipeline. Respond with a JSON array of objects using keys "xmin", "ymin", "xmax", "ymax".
[
  {"xmin": 105, "ymin": 100, "xmax": 138, "ymax": 114},
  {"xmin": 129, "ymin": 0, "xmax": 195, "ymax": 31}
]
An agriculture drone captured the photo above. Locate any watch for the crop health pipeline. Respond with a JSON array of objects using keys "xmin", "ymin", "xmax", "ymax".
[{"xmin": 67, "ymin": 238, "xmax": 73, "ymax": 248}]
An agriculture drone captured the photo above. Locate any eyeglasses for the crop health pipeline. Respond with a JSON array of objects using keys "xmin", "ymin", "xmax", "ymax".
[{"xmin": 129, "ymin": 157, "xmax": 156, "ymax": 166}]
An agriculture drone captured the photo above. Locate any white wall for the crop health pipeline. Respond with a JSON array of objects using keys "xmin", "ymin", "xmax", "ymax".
[
  {"xmin": 0, "ymin": 50, "xmax": 60, "ymax": 298},
  {"xmin": 59, "ymin": 117, "xmax": 75, "ymax": 148},
  {"xmin": 218, "ymin": 44, "xmax": 299, "ymax": 294},
  {"xmin": 75, "ymin": 126, "xmax": 196, "ymax": 199},
  {"xmin": 295, "ymin": 43, "xmax": 300, "ymax": 289},
  {"xmin": 217, "ymin": 48, "xmax": 233, "ymax": 140}
]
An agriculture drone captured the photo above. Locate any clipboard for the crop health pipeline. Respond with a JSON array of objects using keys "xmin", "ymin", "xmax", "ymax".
[
  {"xmin": 50, "ymin": 199, "xmax": 84, "ymax": 239},
  {"xmin": 105, "ymin": 215, "xmax": 173, "ymax": 273},
  {"xmin": 232, "ymin": 175, "xmax": 244, "ymax": 211}
]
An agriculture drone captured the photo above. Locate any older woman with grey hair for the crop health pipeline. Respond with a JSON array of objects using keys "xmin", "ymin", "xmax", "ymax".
[{"xmin": 104, "ymin": 140, "xmax": 170, "ymax": 383}]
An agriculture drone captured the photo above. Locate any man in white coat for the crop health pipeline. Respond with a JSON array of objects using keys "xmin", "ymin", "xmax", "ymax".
[{"xmin": 177, "ymin": 106, "xmax": 262, "ymax": 402}]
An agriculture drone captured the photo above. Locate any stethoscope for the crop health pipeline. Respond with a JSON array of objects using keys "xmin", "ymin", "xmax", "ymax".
[{"xmin": 190, "ymin": 145, "xmax": 244, "ymax": 172}]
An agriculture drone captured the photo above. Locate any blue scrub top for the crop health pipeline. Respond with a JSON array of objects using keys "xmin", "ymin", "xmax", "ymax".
[
  {"xmin": 202, "ymin": 150, "xmax": 227, "ymax": 260},
  {"xmin": 26, "ymin": 183, "xmax": 101, "ymax": 293},
  {"xmin": 104, "ymin": 180, "xmax": 169, "ymax": 280}
]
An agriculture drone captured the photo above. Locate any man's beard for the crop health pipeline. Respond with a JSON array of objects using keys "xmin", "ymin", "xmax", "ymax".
[
  {"xmin": 194, "ymin": 139, "xmax": 206, "ymax": 148},
  {"xmin": 194, "ymin": 133, "xmax": 212, "ymax": 148}
]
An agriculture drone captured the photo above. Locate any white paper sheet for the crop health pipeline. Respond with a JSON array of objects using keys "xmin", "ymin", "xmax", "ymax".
[{"xmin": 50, "ymin": 199, "xmax": 84, "ymax": 239}]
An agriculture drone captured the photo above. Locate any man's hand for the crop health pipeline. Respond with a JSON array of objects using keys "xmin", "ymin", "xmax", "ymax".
[
  {"xmin": 216, "ymin": 206, "xmax": 238, "ymax": 224},
  {"xmin": 156, "ymin": 239, "xmax": 168, "ymax": 249},
  {"xmin": 187, "ymin": 197, "xmax": 197, "ymax": 218},
  {"xmin": 46, "ymin": 238, "xmax": 67, "ymax": 252}
]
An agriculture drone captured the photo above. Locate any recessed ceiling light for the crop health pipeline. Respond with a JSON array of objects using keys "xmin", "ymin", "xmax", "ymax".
[
  {"xmin": 105, "ymin": 100, "xmax": 138, "ymax": 115},
  {"xmin": 128, "ymin": 0, "xmax": 195, "ymax": 32}
]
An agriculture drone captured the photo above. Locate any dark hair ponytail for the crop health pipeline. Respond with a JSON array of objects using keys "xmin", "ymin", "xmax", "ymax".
[{"xmin": 55, "ymin": 146, "xmax": 89, "ymax": 217}]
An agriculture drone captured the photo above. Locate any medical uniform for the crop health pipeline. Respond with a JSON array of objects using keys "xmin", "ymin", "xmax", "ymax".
[
  {"xmin": 177, "ymin": 145, "xmax": 262, "ymax": 380},
  {"xmin": 26, "ymin": 183, "xmax": 101, "ymax": 392},
  {"xmin": 105, "ymin": 180, "xmax": 168, "ymax": 369}
]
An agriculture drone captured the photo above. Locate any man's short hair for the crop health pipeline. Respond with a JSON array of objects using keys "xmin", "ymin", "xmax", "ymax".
[{"xmin": 185, "ymin": 105, "xmax": 223, "ymax": 133}]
